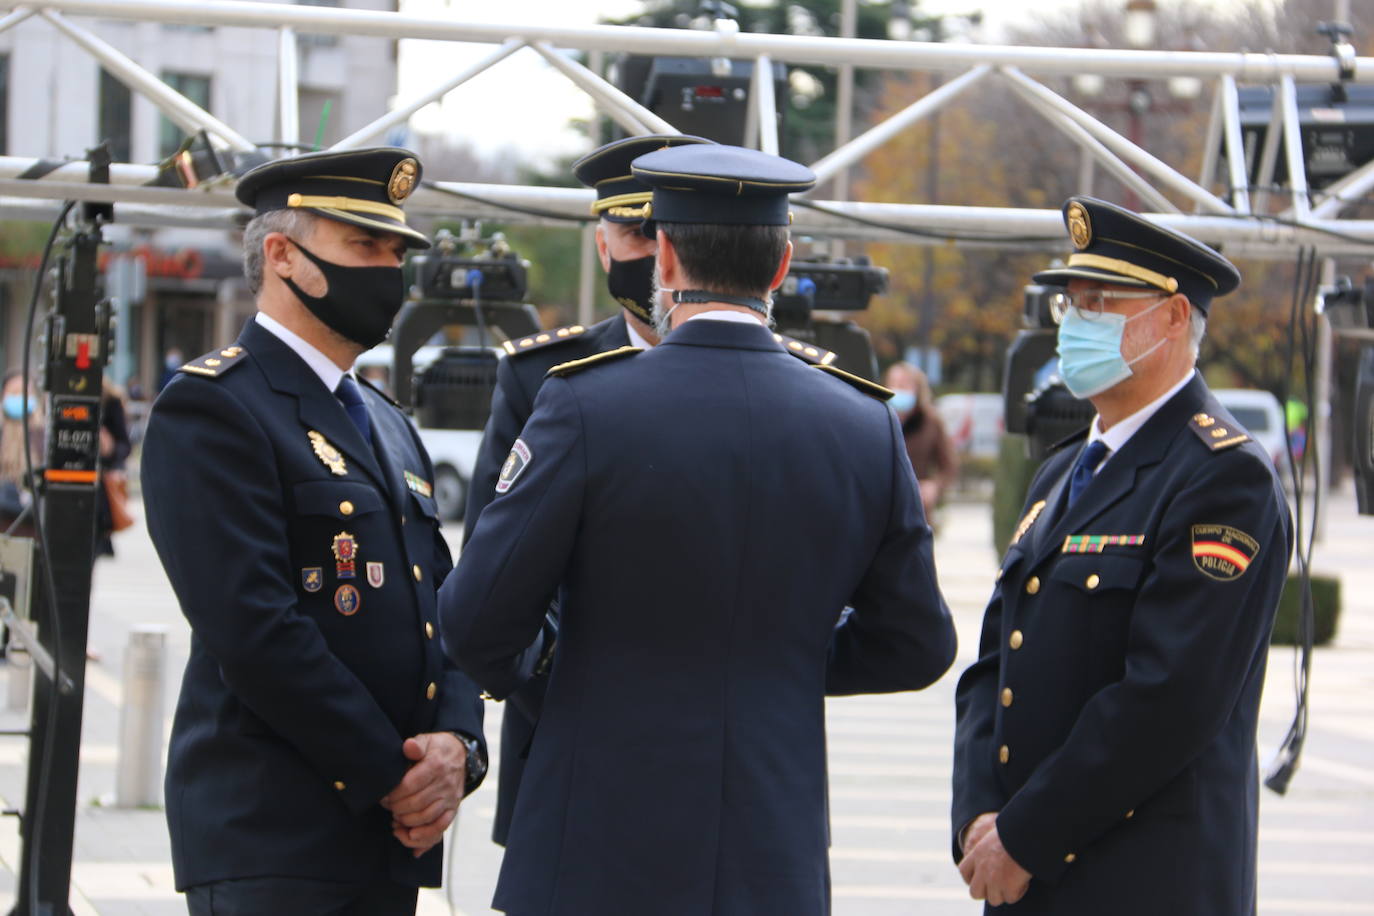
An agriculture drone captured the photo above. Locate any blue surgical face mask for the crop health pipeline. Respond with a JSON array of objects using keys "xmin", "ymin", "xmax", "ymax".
[
  {"xmin": 3, "ymin": 395, "xmax": 34, "ymax": 421},
  {"xmin": 889, "ymin": 390, "xmax": 917, "ymax": 413},
  {"xmin": 1056, "ymin": 297, "xmax": 1168, "ymax": 399}
]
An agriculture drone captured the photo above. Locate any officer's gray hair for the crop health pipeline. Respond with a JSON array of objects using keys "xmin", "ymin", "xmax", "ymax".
[
  {"xmin": 242, "ymin": 209, "xmax": 319, "ymax": 297},
  {"xmin": 1188, "ymin": 307, "xmax": 1207, "ymax": 357}
]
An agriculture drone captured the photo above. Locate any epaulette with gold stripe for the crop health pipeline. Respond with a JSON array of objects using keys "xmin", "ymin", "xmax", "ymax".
[
  {"xmin": 774, "ymin": 333, "xmax": 837, "ymax": 366},
  {"xmin": 503, "ymin": 325, "xmax": 588, "ymax": 357},
  {"xmin": 816, "ymin": 364, "xmax": 893, "ymax": 401},
  {"xmin": 1189, "ymin": 411, "xmax": 1250, "ymax": 452},
  {"xmin": 546, "ymin": 346, "xmax": 642, "ymax": 378},
  {"xmin": 178, "ymin": 345, "xmax": 248, "ymax": 379}
]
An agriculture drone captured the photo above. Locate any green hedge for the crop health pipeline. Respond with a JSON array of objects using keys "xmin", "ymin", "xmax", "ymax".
[
  {"xmin": 1271, "ymin": 574, "xmax": 1341, "ymax": 646},
  {"xmin": 992, "ymin": 435, "xmax": 1040, "ymax": 553}
]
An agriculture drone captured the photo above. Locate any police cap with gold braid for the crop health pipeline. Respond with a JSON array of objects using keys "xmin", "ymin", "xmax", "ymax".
[
  {"xmin": 572, "ymin": 134, "xmax": 714, "ymax": 224},
  {"xmin": 1033, "ymin": 196, "xmax": 1239, "ymax": 316},
  {"xmin": 235, "ymin": 147, "xmax": 431, "ymax": 250},
  {"xmin": 630, "ymin": 144, "xmax": 817, "ymax": 234}
]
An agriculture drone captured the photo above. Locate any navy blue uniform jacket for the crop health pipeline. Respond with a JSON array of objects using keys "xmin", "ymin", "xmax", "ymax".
[
  {"xmin": 952, "ymin": 374, "xmax": 1292, "ymax": 915},
  {"xmin": 142, "ymin": 319, "xmax": 485, "ymax": 891},
  {"xmin": 463, "ymin": 314, "xmax": 629, "ymax": 846},
  {"xmin": 441, "ymin": 319, "xmax": 957, "ymax": 916}
]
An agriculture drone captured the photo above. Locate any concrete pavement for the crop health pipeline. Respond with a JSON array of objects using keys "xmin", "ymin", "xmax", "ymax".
[{"xmin": 0, "ymin": 481, "xmax": 1370, "ymax": 914}]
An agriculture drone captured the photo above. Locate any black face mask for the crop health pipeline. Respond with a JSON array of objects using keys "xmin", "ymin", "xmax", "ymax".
[
  {"xmin": 282, "ymin": 240, "xmax": 405, "ymax": 349},
  {"xmin": 605, "ymin": 254, "xmax": 656, "ymax": 325}
]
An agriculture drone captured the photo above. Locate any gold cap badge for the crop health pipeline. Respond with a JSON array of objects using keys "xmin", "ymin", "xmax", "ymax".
[
  {"xmin": 388, "ymin": 158, "xmax": 419, "ymax": 204},
  {"xmin": 1067, "ymin": 201, "xmax": 1092, "ymax": 250}
]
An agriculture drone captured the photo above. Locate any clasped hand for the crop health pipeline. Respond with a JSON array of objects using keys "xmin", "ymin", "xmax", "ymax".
[
  {"xmin": 958, "ymin": 812, "xmax": 1031, "ymax": 907},
  {"xmin": 380, "ymin": 732, "xmax": 468, "ymax": 858}
]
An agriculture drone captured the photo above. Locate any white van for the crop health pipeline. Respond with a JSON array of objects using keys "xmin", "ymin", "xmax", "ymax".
[{"xmin": 1213, "ymin": 388, "xmax": 1293, "ymax": 483}]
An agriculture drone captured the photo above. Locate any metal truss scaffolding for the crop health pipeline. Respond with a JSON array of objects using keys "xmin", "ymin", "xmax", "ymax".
[{"xmin": 3, "ymin": 0, "xmax": 1374, "ymax": 259}]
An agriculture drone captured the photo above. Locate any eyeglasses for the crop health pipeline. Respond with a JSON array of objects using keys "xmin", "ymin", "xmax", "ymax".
[{"xmin": 1048, "ymin": 288, "xmax": 1167, "ymax": 324}]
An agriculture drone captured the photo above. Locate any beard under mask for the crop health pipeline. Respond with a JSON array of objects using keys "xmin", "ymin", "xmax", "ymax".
[
  {"xmin": 282, "ymin": 240, "xmax": 406, "ymax": 350},
  {"xmin": 606, "ymin": 254, "xmax": 656, "ymax": 326}
]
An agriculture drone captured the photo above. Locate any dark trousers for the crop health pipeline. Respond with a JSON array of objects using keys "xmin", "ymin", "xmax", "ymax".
[{"xmin": 185, "ymin": 876, "xmax": 419, "ymax": 916}]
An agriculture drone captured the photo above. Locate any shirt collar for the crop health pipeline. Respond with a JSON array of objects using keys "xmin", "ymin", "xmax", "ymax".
[
  {"xmin": 254, "ymin": 312, "xmax": 349, "ymax": 393},
  {"xmin": 1088, "ymin": 369, "xmax": 1196, "ymax": 460},
  {"xmin": 625, "ymin": 317, "xmax": 654, "ymax": 349},
  {"xmin": 685, "ymin": 309, "xmax": 767, "ymax": 326}
]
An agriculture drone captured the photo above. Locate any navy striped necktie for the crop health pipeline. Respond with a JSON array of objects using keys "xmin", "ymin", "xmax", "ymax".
[{"xmin": 1068, "ymin": 440, "xmax": 1109, "ymax": 506}]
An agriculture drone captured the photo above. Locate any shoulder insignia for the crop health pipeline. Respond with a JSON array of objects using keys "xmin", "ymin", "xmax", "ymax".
[
  {"xmin": 503, "ymin": 325, "xmax": 589, "ymax": 357},
  {"xmin": 1189, "ymin": 412, "xmax": 1250, "ymax": 452},
  {"xmin": 546, "ymin": 346, "xmax": 642, "ymax": 378},
  {"xmin": 815, "ymin": 364, "xmax": 893, "ymax": 401},
  {"xmin": 355, "ymin": 372, "xmax": 401, "ymax": 409},
  {"xmin": 774, "ymin": 333, "xmax": 837, "ymax": 366},
  {"xmin": 178, "ymin": 345, "xmax": 248, "ymax": 379}
]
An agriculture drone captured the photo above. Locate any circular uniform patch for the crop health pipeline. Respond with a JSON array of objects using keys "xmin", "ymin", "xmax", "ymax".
[
  {"xmin": 388, "ymin": 158, "xmax": 419, "ymax": 204},
  {"xmin": 495, "ymin": 438, "xmax": 532, "ymax": 494},
  {"xmin": 335, "ymin": 584, "xmax": 361, "ymax": 616},
  {"xmin": 1067, "ymin": 201, "xmax": 1092, "ymax": 250}
]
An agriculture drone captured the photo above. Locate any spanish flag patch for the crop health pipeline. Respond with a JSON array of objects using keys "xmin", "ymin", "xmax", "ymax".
[{"xmin": 1191, "ymin": 524, "xmax": 1259, "ymax": 581}]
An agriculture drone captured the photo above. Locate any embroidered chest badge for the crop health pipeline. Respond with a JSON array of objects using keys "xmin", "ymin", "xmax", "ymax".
[{"xmin": 308, "ymin": 430, "xmax": 347, "ymax": 476}]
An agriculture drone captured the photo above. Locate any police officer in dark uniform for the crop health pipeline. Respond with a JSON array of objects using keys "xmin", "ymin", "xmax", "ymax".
[
  {"xmin": 952, "ymin": 197, "xmax": 1293, "ymax": 914},
  {"xmin": 464, "ymin": 132, "xmax": 840, "ymax": 847},
  {"xmin": 142, "ymin": 148, "xmax": 486, "ymax": 915},
  {"xmin": 440, "ymin": 143, "xmax": 957, "ymax": 916}
]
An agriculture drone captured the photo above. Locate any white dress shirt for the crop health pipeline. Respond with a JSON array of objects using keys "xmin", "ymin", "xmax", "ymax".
[
  {"xmin": 254, "ymin": 312, "xmax": 351, "ymax": 393},
  {"xmin": 1085, "ymin": 369, "xmax": 1196, "ymax": 476}
]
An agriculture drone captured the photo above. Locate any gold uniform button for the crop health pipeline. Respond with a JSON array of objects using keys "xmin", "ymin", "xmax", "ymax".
[
  {"xmin": 1125, "ymin": 809, "xmax": 1135, "ymax": 819},
  {"xmin": 425, "ymin": 622, "xmax": 434, "ymax": 639},
  {"xmin": 1025, "ymin": 576, "xmax": 1040, "ymax": 595},
  {"xmin": 998, "ymin": 745, "xmax": 1010, "ymax": 764},
  {"xmin": 1009, "ymin": 630, "xmax": 1024, "ymax": 650},
  {"xmin": 426, "ymin": 682, "xmax": 436, "ymax": 700},
  {"xmin": 1086, "ymin": 573, "xmax": 1100, "ymax": 590},
  {"xmin": 412, "ymin": 564, "xmax": 422, "ymax": 581},
  {"xmin": 1001, "ymin": 687, "xmax": 1014, "ymax": 707},
  {"xmin": 333, "ymin": 781, "xmax": 346, "ymax": 791},
  {"xmin": 1064, "ymin": 853, "xmax": 1077, "ymax": 864},
  {"xmin": 339, "ymin": 500, "xmax": 354, "ymax": 516}
]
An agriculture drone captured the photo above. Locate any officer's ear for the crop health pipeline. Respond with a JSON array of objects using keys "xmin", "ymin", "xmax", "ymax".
[
  {"xmin": 656, "ymin": 229, "xmax": 684, "ymax": 288},
  {"xmin": 1164, "ymin": 294, "xmax": 1192, "ymax": 340},
  {"xmin": 767, "ymin": 240, "xmax": 794, "ymax": 293},
  {"xmin": 262, "ymin": 232, "xmax": 298, "ymax": 282},
  {"xmin": 594, "ymin": 221, "xmax": 611, "ymax": 272}
]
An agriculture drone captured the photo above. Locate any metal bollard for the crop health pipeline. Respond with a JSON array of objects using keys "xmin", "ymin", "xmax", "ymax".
[
  {"xmin": 115, "ymin": 625, "xmax": 167, "ymax": 808},
  {"xmin": 7, "ymin": 638, "xmax": 31, "ymax": 712}
]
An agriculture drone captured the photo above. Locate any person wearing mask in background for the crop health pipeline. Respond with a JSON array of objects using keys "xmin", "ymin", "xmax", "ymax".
[
  {"xmin": 141, "ymin": 148, "xmax": 486, "ymax": 915},
  {"xmin": 951, "ymin": 197, "xmax": 1292, "ymax": 914},
  {"xmin": 0, "ymin": 371, "xmax": 42, "ymax": 537},
  {"xmin": 884, "ymin": 361, "xmax": 958, "ymax": 522},
  {"xmin": 95, "ymin": 376, "xmax": 133, "ymax": 559},
  {"xmin": 158, "ymin": 347, "xmax": 183, "ymax": 392}
]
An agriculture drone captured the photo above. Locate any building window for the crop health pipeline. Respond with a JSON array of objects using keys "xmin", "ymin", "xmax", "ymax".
[
  {"xmin": 159, "ymin": 72, "xmax": 211, "ymax": 161},
  {"xmin": 99, "ymin": 69, "xmax": 133, "ymax": 162},
  {"xmin": 0, "ymin": 54, "xmax": 9, "ymax": 155},
  {"xmin": 297, "ymin": 0, "xmax": 340, "ymax": 48}
]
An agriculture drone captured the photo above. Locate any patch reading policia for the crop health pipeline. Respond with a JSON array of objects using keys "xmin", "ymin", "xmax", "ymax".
[
  {"xmin": 630, "ymin": 143, "xmax": 817, "ymax": 235},
  {"xmin": 1033, "ymin": 196, "xmax": 1241, "ymax": 316},
  {"xmin": 1191, "ymin": 524, "xmax": 1260, "ymax": 581},
  {"xmin": 496, "ymin": 439, "xmax": 532, "ymax": 494},
  {"xmin": 234, "ymin": 147, "xmax": 431, "ymax": 250},
  {"xmin": 572, "ymin": 134, "xmax": 715, "ymax": 223}
]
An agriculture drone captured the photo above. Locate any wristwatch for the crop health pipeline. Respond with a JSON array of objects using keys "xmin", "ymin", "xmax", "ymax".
[{"xmin": 455, "ymin": 732, "xmax": 487, "ymax": 795}]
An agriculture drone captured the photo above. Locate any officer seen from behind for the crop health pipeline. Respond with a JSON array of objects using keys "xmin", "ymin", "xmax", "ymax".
[
  {"xmin": 441, "ymin": 143, "xmax": 956, "ymax": 916},
  {"xmin": 143, "ymin": 148, "xmax": 486, "ymax": 915},
  {"xmin": 952, "ymin": 196, "xmax": 1292, "ymax": 914}
]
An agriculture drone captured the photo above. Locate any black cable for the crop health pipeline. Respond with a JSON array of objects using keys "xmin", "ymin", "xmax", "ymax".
[
  {"xmin": 421, "ymin": 180, "xmax": 588, "ymax": 223},
  {"xmin": 1265, "ymin": 245, "xmax": 1320, "ymax": 796},
  {"xmin": 20, "ymin": 198, "xmax": 76, "ymax": 912}
]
